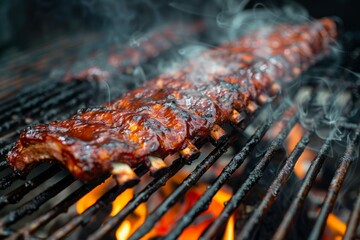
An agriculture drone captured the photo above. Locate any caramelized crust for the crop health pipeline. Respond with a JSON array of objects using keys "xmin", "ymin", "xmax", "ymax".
[{"xmin": 8, "ymin": 18, "xmax": 337, "ymax": 180}]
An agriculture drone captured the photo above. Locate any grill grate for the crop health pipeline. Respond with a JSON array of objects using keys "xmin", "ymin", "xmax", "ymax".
[
  {"xmin": 0, "ymin": 80, "xmax": 95, "ymax": 160},
  {"xmin": 0, "ymin": 34, "xmax": 101, "ymax": 100},
  {"xmin": 0, "ymin": 31, "xmax": 360, "ymax": 240}
]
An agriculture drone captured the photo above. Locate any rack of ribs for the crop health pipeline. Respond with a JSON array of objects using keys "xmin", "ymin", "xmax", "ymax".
[{"xmin": 8, "ymin": 18, "xmax": 337, "ymax": 184}]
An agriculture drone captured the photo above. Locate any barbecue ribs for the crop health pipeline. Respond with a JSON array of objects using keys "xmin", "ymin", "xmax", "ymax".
[{"xmin": 8, "ymin": 18, "xmax": 337, "ymax": 183}]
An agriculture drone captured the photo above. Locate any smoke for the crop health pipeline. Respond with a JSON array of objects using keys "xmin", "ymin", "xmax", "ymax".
[
  {"xmin": 5, "ymin": 0, "xmax": 347, "ymax": 143},
  {"xmin": 206, "ymin": 1, "xmax": 312, "ymax": 43}
]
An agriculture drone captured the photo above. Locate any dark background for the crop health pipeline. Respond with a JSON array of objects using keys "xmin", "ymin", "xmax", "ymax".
[{"xmin": 0, "ymin": 0, "xmax": 359, "ymax": 56}]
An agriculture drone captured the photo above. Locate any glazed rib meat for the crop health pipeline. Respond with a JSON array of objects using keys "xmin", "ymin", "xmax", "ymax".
[{"xmin": 8, "ymin": 18, "xmax": 337, "ymax": 181}]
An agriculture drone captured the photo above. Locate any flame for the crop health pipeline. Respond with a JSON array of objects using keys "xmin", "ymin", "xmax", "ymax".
[
  {"xmin": 111, "ymin": 189, "xmax": 134, "ymax": 216},
  {"xmin": 114, "ymin": 190, "xmax": 147, "ymax": 240},
  {"xmin": 116, "ymin": 220, "xmax": 131, "ymax": 240},
  {"xmin": 223, "ymin": 214, "xmax": 235, "ymax": 240},
  {"xmin": 76, "ymin": 177, "xmax": 116, "ymax": 214},
  {"xmin": 286, "ymin": 123, "xmax": 316, "ymax": 179},
  {"xmin": 76, "ymin": 172, "xmax": 234, "ymax": 239},
  {"xmin": 143, "ymin": 173, "xmax": 233, "ymax": 239},
  {"xmin": 326, "ymin": 213, "xmax": 346, "ymax": 239},
  {"xmin": 109, "ymin": 188, "xmax": 147, "ymax": 240},
  {"xmin": 76, "ymin": 178, "xmax": 146, "ymax": 240}
]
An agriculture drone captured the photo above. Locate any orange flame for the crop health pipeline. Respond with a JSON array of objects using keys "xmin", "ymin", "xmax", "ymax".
[
  {"xmin": 286, "ymin": 123, "xmax": 316, "ymax": 179},
  {"xmin": 76, "ymin": 172, "xmax": 234, "ymax": 239},
  {"xmin": 76, "ymin": 177, "xmax": 116, "ymax": 214},
  {"xmin": 223, "ymin": 214, "xmax": 235, "ymax": 240},
  {"xmin": 76, "ymin": 178, "xmax": 146, "ymax": 240},
  {"xmin": 325, "ymin": 213, "xmax": 346, "ymax": 239},
  {"xmin": 113, "ymin": 189, "xmax": 147, "ymax": 240},
  {"xmin": 116, "ymin": 220, "xmax": 131, "ymax": 240},
  {"xmin": 144, "ymin": 173, "xmax": 233, "ymax": 239},
  {"xmin": 111, "ymin": 189, "xmax": 134, "ymax": 216}
]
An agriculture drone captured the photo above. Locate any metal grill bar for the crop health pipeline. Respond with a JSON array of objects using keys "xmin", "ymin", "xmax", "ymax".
[
  {"xmin": 0, "ymin": 165, "xmax": 61, "ymax": 209},
  {"xmin": 14, "ymin": 175, "xmax": 109, "ymax": 238},
  {"xmin": 0, "ymin": 80, "xmax": 59, "ymax": 113},
  {"xmin": 272, "ymin": 128, "xmax": 337, "ymax": 239},
  {"xmin": 0, "ymin": 77, "xmax": 51, "ymax": 100},
  {"xmin": 0, "ymin": 160, "xmax": 9, "ymax": 170},
  {"xmin": 0, "ymin": 23, "xmax": 202, "ymax": 99},
  {"xmin": 50, "ymin": 179, "xmax": 136, "ymax": 240},
  {"xmin": 0, "ymin": 81, "xmax": 76, "ymax": 126},
  {"xmin": 343, "ymin": 191, "xmax": 360, "ymax": 240},
  {"xmin": 0, "ymin": 160, "xmax": 11, "ymax": 172},
  {"xmin": 0, "ymin": 143, "xmax": 13, "ymax": 156},
  {"xmin": 164, "ymin": 103, "xmax": 290, "ymax": 240},
  {"xmin": 201, "ymin": 131, "xmax": 312, "ymax": 239},
  {"xmin": 309, "ymin": 130, "xmax": 359, "ymax": 240},
  {"xmin": 0, "ymin": 174, "xmax": 75, "ymax": 231},
  {"xmin": 0, "ymin": 81, "xmax": 94, "ymax": 151},
  {"xmin": 0, "ymin": 81, "xmax": 89, "ymax": 134},
  {"xmin": 0, "ymin": 171, "xmax": 25, "ymax": 190},
  {"xmin": 39, "ymin": 90, "xmax": 92, "ymax": 122}
]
